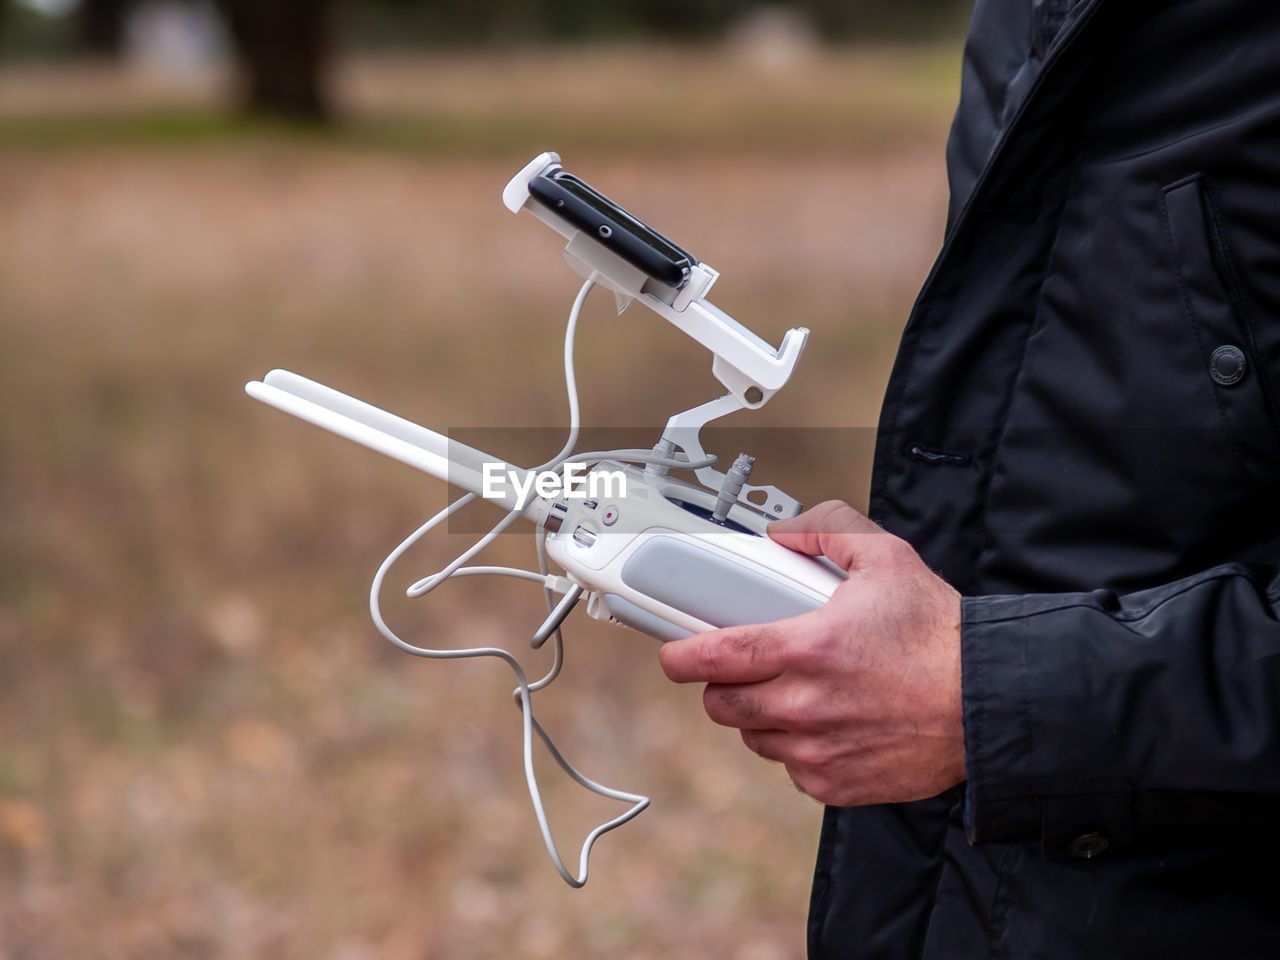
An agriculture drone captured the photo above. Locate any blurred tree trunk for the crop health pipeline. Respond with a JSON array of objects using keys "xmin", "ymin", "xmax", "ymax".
[
  {"xmin": 76, "ymin": 0, "xmax": 131, "ymax": 58},
  {"xmin": 216, "ymin": 0, "xmax": 333, "ymax": 121}
]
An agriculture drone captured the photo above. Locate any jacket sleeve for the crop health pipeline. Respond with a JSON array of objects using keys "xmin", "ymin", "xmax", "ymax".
[{"xmin": 960, "ymin": 560, "xmax": 1280, "ymax": 856}]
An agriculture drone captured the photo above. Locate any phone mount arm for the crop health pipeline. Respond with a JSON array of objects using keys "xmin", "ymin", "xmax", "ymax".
[
  {"xmin": 504, "ymin": 152, "xmax": 808, "ymax": 518},
  {"xmin": 650, "ymin": 394, "xmax": 803, "ymax": 519}
]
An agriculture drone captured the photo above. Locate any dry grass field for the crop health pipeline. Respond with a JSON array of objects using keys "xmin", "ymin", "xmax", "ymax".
[{"xmin": 0, "ymin": 44, "xmax": 955, "ymax": 960}]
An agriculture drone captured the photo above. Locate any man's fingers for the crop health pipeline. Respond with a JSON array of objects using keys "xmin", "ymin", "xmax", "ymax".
[
  {"xmin": 703, "ymin": 682, "xmax": 783, "ymax": 730},
  {"xmin": 659, "ymin": 624, "xmax": 787, "ymax": 685},
  {"xmin": 740, "ymin": 728, "xmax": 789, "ymax": 761},
  {"xmin": 740, "ymin": 731, "xmax": 837, "ymax": 803},
  {"xmin": 767, "ymin": 499, "xmax": 899, "ymax": 573}
]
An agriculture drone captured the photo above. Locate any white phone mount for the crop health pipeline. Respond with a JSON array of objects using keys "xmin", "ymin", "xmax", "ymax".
[{"xmin": 504, "ymin": 151, "xmax": 809, "ymax": 519}]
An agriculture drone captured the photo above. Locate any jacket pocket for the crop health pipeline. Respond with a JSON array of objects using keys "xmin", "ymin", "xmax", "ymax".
[{"xmin": 1161, "ymin": 174, "xmax": 1280, "ymax": 481}]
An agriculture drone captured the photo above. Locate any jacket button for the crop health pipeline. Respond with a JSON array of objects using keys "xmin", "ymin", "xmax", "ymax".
[
  {"xmin": 1068, "ymin": 832, "xmax": 1110, "ymax": 860},
  {"xmin": 1210, "ymin": 345, "xmax": 1247, "ymax": 386}
]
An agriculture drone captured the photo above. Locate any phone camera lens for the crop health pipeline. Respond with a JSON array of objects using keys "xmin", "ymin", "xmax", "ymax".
[{"xmin": 598, "ymin": 225, "xmax": 613, "ymax": 238}]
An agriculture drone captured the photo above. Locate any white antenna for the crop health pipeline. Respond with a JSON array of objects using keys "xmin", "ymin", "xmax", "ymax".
[{"xmin": 246, "ymin": 369, "xmax": 529, "ymax": 513}]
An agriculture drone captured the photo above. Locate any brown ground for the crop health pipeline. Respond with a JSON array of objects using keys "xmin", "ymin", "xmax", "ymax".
[{"xmin": 0, "ymin": 44, "xmax": 954, "ymax": 960}]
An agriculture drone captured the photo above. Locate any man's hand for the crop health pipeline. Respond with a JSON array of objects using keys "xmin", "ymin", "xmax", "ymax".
[{"xmin": 658, "ymin": 500, "xmax": 965, "ymax": 807}]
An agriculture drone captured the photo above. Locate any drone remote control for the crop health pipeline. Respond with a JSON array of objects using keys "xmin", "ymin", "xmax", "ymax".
[
  {"xmin": 245, "ymin": 370, "xmax": 844, "ymax": 641},
  {"xmin": 245, "ymin": 152, "xmax": 842, "ymax": 885},
  {"xmin": 538, "ymin": 462, "xmax": 843, "ymax": 641}
]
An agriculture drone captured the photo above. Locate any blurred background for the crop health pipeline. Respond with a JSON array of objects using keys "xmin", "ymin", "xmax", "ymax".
[{"xmin": 0, "ymin": 1, "xmax": 965, "ymax": 957}]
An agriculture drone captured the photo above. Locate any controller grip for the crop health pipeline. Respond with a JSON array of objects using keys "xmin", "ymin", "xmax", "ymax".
[{"xmin": 605, "ymin": 535, "xmax": 841, "ymax": 640}]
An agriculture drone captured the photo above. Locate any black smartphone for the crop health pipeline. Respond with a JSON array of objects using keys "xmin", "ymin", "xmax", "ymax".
[{"xmin": 528, "ymin": 170, "xmax": 698, "ymax": 289}]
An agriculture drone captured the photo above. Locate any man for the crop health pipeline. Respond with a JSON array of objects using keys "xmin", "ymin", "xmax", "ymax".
[{"xmin": 660, "ymin": 0, "xmax": 1280, "ymax": 956}]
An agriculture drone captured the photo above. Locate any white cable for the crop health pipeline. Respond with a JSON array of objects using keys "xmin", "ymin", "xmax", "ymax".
[
  {"xmin": 368, "ymin": 278, "xmax": 654, "ymax": 887},
  {"xmin": 531, "ymin": 526, "xmax": 561, "ymax": 693},
  {"xmin": 368, "ymin": 515, "xmax": 650, "ymax": 887},
  {"xmin": 446, "ymin": 565, "xmax": 569, "ymax": 588},
  {"xmin": 396, "ymin": 277, "xmax": 594, "ymax": 603}
]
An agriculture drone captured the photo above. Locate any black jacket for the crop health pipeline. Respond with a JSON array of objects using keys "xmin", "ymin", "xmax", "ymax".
[{"xmin": 810, "ymin": 0, "xmax": 1280, "ymax": 956}]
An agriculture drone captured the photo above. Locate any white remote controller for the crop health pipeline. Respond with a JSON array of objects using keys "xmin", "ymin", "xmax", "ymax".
[
  {"xmin": 244, "ymin": 371, "xmax": 844, "ymax": 643},
  {"xmin": 245, "ymin": 153, "xmax": 843, "ymax": 886},
  {"xmin": 539, "ymin": 462, "xmax": 844, "ymax": 641}
]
